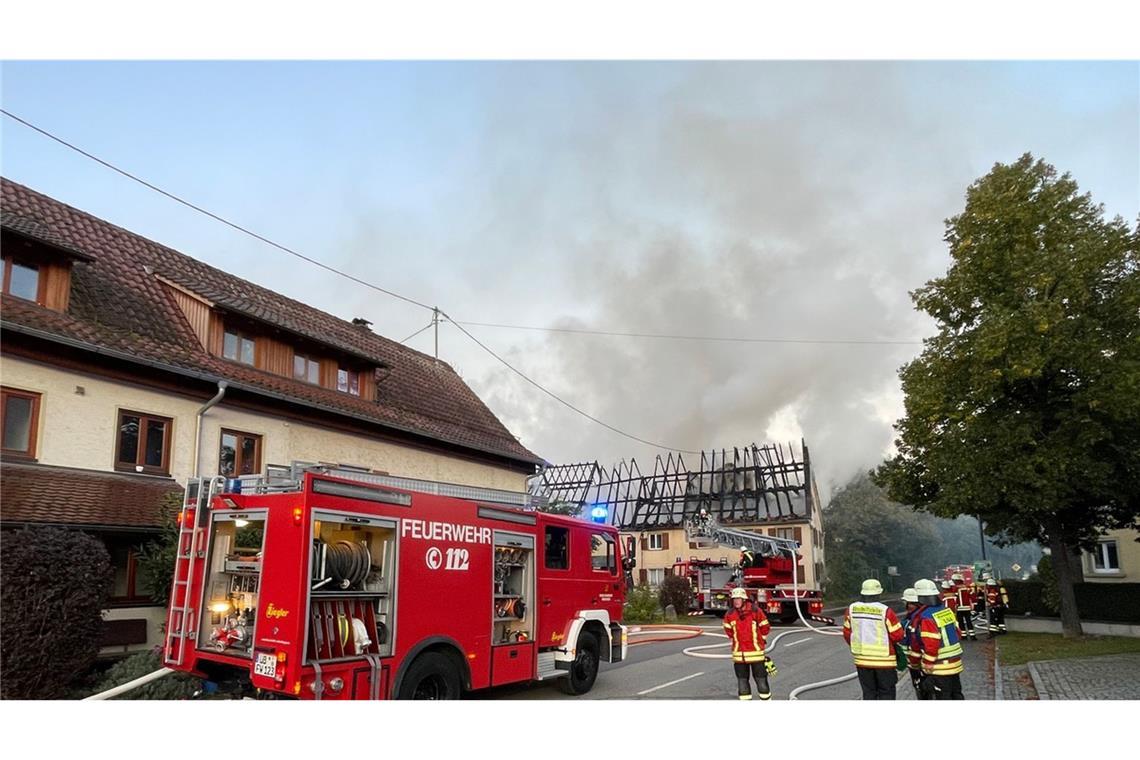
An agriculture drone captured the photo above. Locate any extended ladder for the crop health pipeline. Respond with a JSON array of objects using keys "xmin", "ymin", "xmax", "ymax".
[
  {"xmin": 164, "ymin": 476, "xmax": 224, "ymax": 667},
  {"xmin": 685, "ymin": 517, "xmax": 799, "ymax": 558}
]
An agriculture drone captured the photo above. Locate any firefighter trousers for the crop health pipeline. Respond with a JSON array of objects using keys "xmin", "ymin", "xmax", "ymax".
[
  {"xmin": 908, "ymin": 667, "xmax": 930, "ymax": 700},
  {"xmin": 922, "ymin": 673, "xmax": 965, "ymax": 700},
  {"xmin": 856, "ymin": 667, "xmax": 897, "ymax": 700},
  {"xmin": 988, "ymin": 606, "xmax": 1006, "ymax": 634},
  {"xmin": 956, "ymin": 610, "xmax": 976, "ymax": 638},
  {"xmin": 733, "ymin": 661, "xmax": 771, "ymax": 700}
]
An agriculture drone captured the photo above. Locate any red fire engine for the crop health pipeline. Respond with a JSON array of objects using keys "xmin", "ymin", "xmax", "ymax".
[
  {"xmin": 164, "ymin": 468, "xmax": 630, "ymax": 699},
  {"xmin": 680, "ymin": 519, "xmax": 825, "ymax": 622}
]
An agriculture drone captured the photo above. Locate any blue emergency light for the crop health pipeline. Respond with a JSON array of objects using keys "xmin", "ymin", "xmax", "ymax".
[{"xmin": 590, "ymin": 505, "xmax": 608, "ymax": 524}]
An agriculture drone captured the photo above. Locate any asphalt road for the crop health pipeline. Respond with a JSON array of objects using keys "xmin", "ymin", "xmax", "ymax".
[{"xmin": 475, "ymin": 614, "xmax": 879, "ymax": 701}]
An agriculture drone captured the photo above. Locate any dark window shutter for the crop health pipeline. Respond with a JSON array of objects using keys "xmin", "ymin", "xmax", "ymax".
[
  {"xmin": 689, "ymin": 541, "xmax": 698, "ymax": 550},
  {"xmin": 640, "ymin": 537, "xmax": 648, "ymax": 551},
  {"xmin": 639, "ymin": 569, "xmax": 648, "ymax": 585},
  {"xmin": 794, "ymin": 527, "xmax": 803, "ymax": 543},
  {"xmin": 662, "ymin": 533, "xmax": 670, "ymax": 550}
]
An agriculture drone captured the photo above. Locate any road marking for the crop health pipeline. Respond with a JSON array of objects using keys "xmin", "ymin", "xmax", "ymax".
[
  {"xmin": 636, "ymin": 671, "xmax": 706, "ymax": 695},
  {"xmin": 784, "ymin": 637, "xmax": 812, "ymax": 647}
]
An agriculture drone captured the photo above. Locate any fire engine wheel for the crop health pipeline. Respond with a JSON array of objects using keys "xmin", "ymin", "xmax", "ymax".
[
  {"xmin": 398, "ymin": 652, "xmax": 463, "ymax": 700},
  {"xmin": 558, "ymin": 632, "xmax": 600, "ymax": 696}
]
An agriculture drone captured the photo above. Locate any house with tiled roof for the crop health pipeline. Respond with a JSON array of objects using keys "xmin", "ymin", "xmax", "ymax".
[{"xmin": 0, "ymin": 177, "xmax": 542, "ymax": 654}]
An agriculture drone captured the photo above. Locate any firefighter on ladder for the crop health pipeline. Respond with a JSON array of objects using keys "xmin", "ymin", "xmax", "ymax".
[
  {"xmin": 842, "ymin": 579, "xmax": 905, "ymax": 699},
  {"xmin": 911, "ymin": 578, "xmax": 965, "ymax": 699},
  {"xmin": 985, "ymin": 578, "xmax": 1010, "ymax": 636},
  {"xmin": 952, "ymin": 573, "xmax": 977, "ymax": 640},
  {"xmin": 723, "ymin": 587, "xmax": 773, "ymax": 700}
]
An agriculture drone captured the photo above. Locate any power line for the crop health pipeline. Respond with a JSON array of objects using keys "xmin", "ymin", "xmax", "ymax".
[
  {"xmin": 440, "ymin": 310, "xmax": 700, "ymax": 454},
  {"xmin": 399, "ymin": 322, "xmax": 434, "ymax": 344},
  {"xmin": 453, "ymin": 319, "xmax": 924, "ymax": 346},
  {"xmin": 5, "ymin": 109, "xmax": 696, "ymax": 455},
  {"xmin": 1, "ymin": 108, "xmax": 434, "ymax": 313}
]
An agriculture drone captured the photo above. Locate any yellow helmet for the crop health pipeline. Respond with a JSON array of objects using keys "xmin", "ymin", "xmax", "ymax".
[
  {"xmin": 730, "ymin": 588, "xmax": 748, "ymax": 600},
  {"xmin": 860, "ymin": 578, "xmax": 883, "ymax": 596}
]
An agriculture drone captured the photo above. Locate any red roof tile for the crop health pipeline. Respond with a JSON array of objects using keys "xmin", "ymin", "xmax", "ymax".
[
  {"xmin": 0, "ymin": 462, "xmax": 181, "ymax": 529},
  {"xmin": 0, "ymin": 178, "xmax": 541, "ymax": 466}
]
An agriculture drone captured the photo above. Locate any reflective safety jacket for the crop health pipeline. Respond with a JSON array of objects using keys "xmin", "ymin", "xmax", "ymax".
[
  {"xmin": 985, "ymin": 585, "xmax": 1010, "ymax": 608},
  {"xmin": 913, "ymin": 604, "xmax": 964, "ymax": 676},
  {"xmin": 941, "ymin": 590, "xmax": 958, "ymax": 611},
  {"xmin": 900, "ymin": 606, "xmax": 925, "ymax": 670},
  {"xmin": 843, "ymin": 601, "xmax": 904, "ymax": 669},
  {"xmin": 956, "ymin": 584, "xmax": 975, "ymax": 609},
  {"xmin": 723, "ymin": 602, "xmax": 771, "ymax": 663}
]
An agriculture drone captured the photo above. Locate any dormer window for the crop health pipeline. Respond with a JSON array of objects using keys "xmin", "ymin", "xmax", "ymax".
[
  {"xmin": 2, "ymin": 258, "xmax": 41, "ymax": 302},
  {"xmin": 337, "ymin": 367, "xmax": 361, "ymax": 396},
  {"xmin": 223, "ymin": 328, "xmax": 256, "ymax": 365},
  {"xmin": 293, "ymin": 353, "xmax": 320, "ymax": 384}
]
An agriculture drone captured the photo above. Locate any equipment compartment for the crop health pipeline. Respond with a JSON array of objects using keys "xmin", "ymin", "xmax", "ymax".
[
  {"xmin": 493, "ymin": 532, "xmax": 534, "ymax": 645},
  {"xmin": 197, "ymin": 513, "xmax": 267, "ymax": 657}
]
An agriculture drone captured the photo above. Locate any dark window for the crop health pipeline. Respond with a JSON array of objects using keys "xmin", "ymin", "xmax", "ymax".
[
  {"xmin": 109, "ymin": 542, "xmax": 150, "ymax": 605},
  {"xmin": 219, "ymin": 429, "xmax": 262, "ymax": 477},
  {"xmin": 591, "ymin": 532, "xmax": 616, "ymax": 574},
  {"xmin": 116, "ymin": 410, "xmax": 172, "ymax": 474},
  {"xmin": 337, "ymin": 367, "xmax": 360, "ymax": 396},
  {"xmin": 223, "ymin": 329, "xmax": 256, "ymax": 365},
  {"xmin": 293, "ymin": 353, "xmax": 320, "ymax": 384},
  {"xmin": 1093, "ymin": 541, "xmax": 1120, "ymax": 572},
  {"xmin": 2, "ymin": 258, "xmax": 40, "ymax": 301},
  {"xmin": 544, "ymin": 526, "xmax": 569, "ymax": 570},
  {"xmin": 1, "ymin": 387, "xmax": 40, "ymax": 457}
]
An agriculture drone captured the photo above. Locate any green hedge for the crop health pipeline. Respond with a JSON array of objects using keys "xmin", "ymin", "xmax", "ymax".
[{"xmin": 1004, "ymin": 580, "xmax": 1140, "ymax": 623}]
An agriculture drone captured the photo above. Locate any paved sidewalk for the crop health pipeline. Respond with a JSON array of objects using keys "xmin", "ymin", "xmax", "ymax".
[
  {"xmin": 1023, "ymin": 653, "xmax": 1140, "ymax": 700},
  {"xmin": 897, "ymin": 637, "xmax": 994, "ymax": 700}
]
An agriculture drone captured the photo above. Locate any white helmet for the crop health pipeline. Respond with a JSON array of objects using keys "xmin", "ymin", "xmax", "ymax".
[
  {"xmin": 941, "ymin": 580, "xmax": 953, "ymax": 589},
  {"xmin": 860, "ymin": 578, "xmax": 884, "ymax": 596},
  {"xmin": 914, "ymin": 579, "xmax": 939, "ymax": 597},
  {"xmin": 951, "ymin": 573, "xmax": 964, "ymax": 581},
  {"xmin": 730, "ymin": 588, "xmax": 748, "ymax": 600},
  {"xmin": 902, "ymin": 588, "xmax": 919, "ymax": 603},
  {"xmin": 740, "ymin": 546, "xmax": 749, "ymax": 552},
  {"xmin": 986, "ymin": 579, "xmax": 998, "ymax": 586}
]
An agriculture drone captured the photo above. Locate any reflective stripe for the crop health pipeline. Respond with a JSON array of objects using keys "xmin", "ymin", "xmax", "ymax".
[
  {"xmin": 758, "ymin": 692, "xmax": 771, "ymax": 700},
  {"xmin": 739, "ymin": 694, "xmax": 753, "ymax": 700}
]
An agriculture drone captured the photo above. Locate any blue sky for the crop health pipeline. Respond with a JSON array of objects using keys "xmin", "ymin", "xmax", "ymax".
[{"xmin": 2, "ymin": 61, "xmax": 1137, "ymax": 490}]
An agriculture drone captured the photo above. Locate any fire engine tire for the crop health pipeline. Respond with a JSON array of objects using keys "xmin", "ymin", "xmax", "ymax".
[
  {"xmin": 397, "ymin": 652, "xmax": 463, "ymax": 700},
  {"xmin": 558, "ymin": 632, "xmax": 600, "ymax": 695}
]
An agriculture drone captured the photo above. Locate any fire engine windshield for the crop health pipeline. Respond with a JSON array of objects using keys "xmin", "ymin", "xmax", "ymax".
[{"xmin": 198, "ymin": 512, "xmax": 267, "ymax": 658}]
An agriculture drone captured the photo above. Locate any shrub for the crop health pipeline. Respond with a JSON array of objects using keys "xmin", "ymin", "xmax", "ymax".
[
  {"xmin": 658, "ymin": 575, "xmax": 694, "ymax": 616},
  {"xmin": 1, "ymin": 527, "xmax": 113, "ymax": 699},
  {"xmin": 136, "ymin": 492, "xmax": 182, "ymax": 607},
  {"xmin": 89, "ymin": 649, "xmax": 200, "ymax": 699},
  {"xmin": 623, "ymin": 585, "xmax": 663, "ymax": 623},
  {"xmin": 1035, "ymin": 555, "xmax": 1061, "ymax": 614}
]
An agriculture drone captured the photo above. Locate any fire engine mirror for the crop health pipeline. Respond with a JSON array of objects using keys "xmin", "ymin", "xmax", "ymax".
[{"xmin": 626, "ymin": 536, "xmax": 636, "ymax": 560}]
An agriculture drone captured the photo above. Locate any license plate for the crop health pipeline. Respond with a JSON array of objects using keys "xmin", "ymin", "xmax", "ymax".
[{"xmin": 254, "ymin": 652, "xmax": 277, "ymax": 678}]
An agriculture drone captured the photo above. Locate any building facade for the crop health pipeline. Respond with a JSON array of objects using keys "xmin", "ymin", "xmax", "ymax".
[
  {"xmin": 1081, "ymin": 528, "xmax": 1140, "ymax": 584},
  {"xmin": 0, "ymin": 178, "xmax": 541, "ymax": 655}
]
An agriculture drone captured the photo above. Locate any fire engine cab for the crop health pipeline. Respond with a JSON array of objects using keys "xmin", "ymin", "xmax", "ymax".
[{"xmin": 164, "ymin": 468, "xmax": 630, "ymax": 699}]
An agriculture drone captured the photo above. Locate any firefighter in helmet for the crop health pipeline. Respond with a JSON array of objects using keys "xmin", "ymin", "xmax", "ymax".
[
  {"xmin": 951, "ymin": 573, "xmax": 977, "ymax": 641},
  {"xmin": 911, "ymin": 578, "xmax": 965, "ymax": 699},
  {"xmin": 722, "ymin": 587, "xmax": 772, "ymax": 700},
  {"xmin": 985, "ymin": 578, "xmax": 1010, "ymax": 636},
  {"xmin": 842, "ymin": 579, "xmax": 905, "ymax": 699},
  {"xmin": 739, "ymin": 545, "xmax": 755, "ymax": 570},
  {"xmin": 940, "ymin": 579, "xmax": 958, "ymax": 615},
  {"xmin": 899, "ymin": 587, "xmax": 928, "ymax": 699}
]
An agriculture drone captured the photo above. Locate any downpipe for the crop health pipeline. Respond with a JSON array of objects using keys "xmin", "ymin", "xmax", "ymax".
[
  {"xmin": 84, "ymin": 668, "xmax": 174, "ymax": 700},
  {"xmin": 191, "ymin": 381, "xmax": 228, "ymax": 477}
]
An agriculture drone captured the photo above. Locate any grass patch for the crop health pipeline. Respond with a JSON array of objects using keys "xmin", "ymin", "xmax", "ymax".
[{"xmin": 997, "ymin": 632, "xmax": 1140, "ymax": 666}]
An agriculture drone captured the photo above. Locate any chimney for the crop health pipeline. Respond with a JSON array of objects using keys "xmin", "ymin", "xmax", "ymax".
[{"xmin": 351, "ymin": 317, "xmax": 373, "ymax": 331}]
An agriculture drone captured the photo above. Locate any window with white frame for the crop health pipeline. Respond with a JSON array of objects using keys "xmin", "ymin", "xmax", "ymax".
[
  {"xmin": 648, "ymin": 533, "xmax": 664, "ymax": 550},
  {"xmin": 1091, "ymin": 541, "xmax": 1120, "ymax": 573},
  {"xmin": 646, "ymin": 568, "xmax": 665, "ymax": 586}
]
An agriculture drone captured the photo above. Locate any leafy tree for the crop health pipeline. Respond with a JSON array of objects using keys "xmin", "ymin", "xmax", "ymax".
[
  {"xmin": 875, "ymin": 154, "xmax": 1140, "ymax": 636},
  {"xmin": 136, "ymin": 491, "xmax": 183, "ymax": 607},
  {"xmin": 0, "ymin": 527, "xmax": 113, "ymax": 699},
  {"xmin": 658, "ymin": 574, "xmax": 694, "ymax": 615}
]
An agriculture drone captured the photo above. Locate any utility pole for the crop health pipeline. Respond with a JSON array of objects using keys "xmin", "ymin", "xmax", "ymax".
[
  {"xmin": 432, "ymin": 307, "xmax": 439, "ymax": 364},
  {"xmin": 978, "ymin": 515, "xmax": 987, "ymax": 561}
]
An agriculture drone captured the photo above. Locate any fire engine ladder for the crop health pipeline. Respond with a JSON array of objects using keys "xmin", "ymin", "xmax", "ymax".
[
  {"xmin": 164, "ymin": 476, "xmax": 225, "ymax": 667},
  {"xmin": 685, "ymin": 518, "xmax": 799, "ymax": 558}
]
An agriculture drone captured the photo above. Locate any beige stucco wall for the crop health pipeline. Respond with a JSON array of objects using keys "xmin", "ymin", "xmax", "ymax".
[
  {"xmin": 0, "ymin": 356, "xmax": 528, "ymax": 492},
  {"xmin": 1082, "ymin": 528, "xmax": 1140, "ymax": 583}
]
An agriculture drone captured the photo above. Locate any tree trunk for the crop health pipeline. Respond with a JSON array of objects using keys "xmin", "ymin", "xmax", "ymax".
[{"xmin": 1046, "ymin": 520, "xmax": 1084, "ymax": 638}]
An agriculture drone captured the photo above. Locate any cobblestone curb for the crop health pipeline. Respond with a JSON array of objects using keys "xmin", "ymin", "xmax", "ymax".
[
  {"xmin": 1026, "ymin": 661, "xmax": 1050, "ymax": 700},
  {"xmin": 993, "ymin": 642, "xmax": 1003, "ymax": 700}
]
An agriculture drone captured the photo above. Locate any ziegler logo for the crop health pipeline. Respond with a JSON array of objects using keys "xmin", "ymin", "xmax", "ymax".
[
  {"xmin": 551, "ymin": 632, "xmax": 564, "ymax": 642},
  {"xmin": 265, "ymin": 604, "xmax": 290, "ymax": 619}
]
